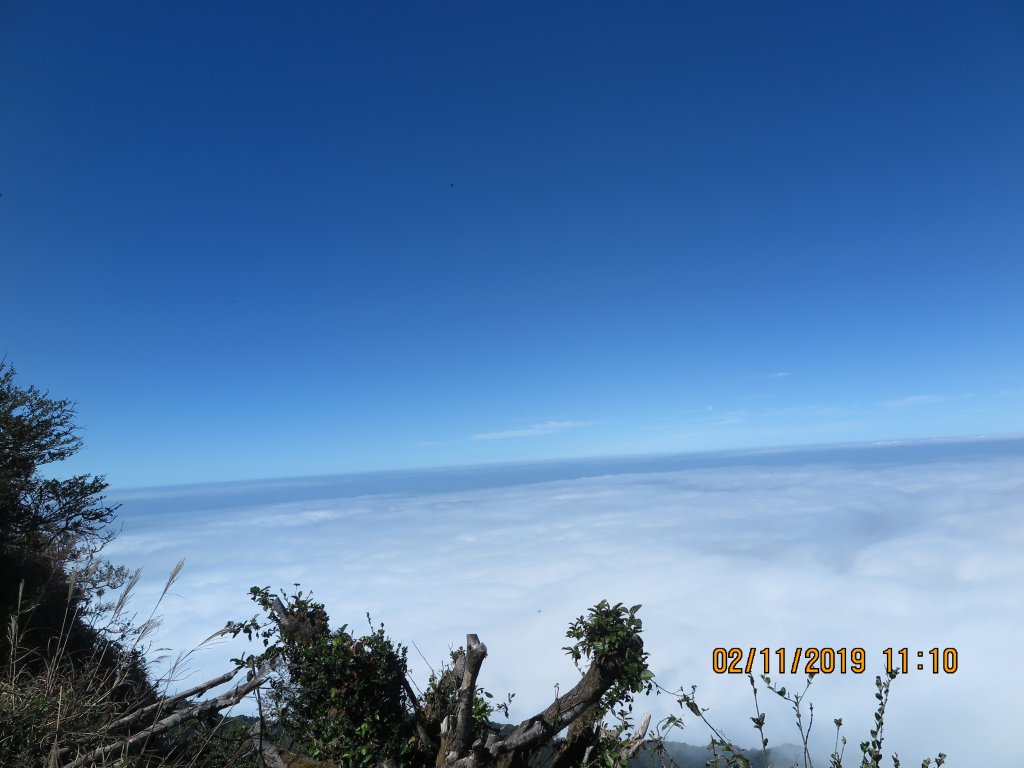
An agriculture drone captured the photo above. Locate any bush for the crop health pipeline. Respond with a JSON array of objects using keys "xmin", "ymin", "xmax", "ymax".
[{"xmin": 233, "ymin": 586, "xmax": 429, "ymax": 767}]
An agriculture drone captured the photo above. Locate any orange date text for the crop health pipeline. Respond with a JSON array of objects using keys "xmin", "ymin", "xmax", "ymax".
[{"xmin": 711, "ymin": 647, "xmax": 868, "ymax": 675}]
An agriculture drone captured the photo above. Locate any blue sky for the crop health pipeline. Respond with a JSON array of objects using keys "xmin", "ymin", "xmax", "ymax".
[
  {"xmin": 4, "ymin": 7, "xmax": 1023, "ymax": 760},
  {"xmin": 3, "ymin": 2, "xmax": 1024, "ymax": 486}
]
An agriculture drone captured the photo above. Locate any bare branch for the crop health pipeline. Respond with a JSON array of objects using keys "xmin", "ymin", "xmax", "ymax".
[
  {"xmin": 114, "ymin": 668, "xmax": 240, "ymax": 731},
  {"xmin": 402, "ymin": 674, "xmax": 437, "ymax": 752},
  {"xmin": 489, "ymin": 633, "xmax": 643, "ymax": 758},
  {"xmin": 453, "ymin": 634, "xmax": 487, "ymax": 756},
  {"xmin": 248, "ymin": 721, "xmax": 288, "ymax": 768},
  {"xmin": 56, "ymin": 668, "xmax": 242, "ymax": 759},
  {"xmin": 618, "ymin": 712, "xmax": 651, "ymax": 761},
  {"xmin": 60, "ymin": 669, "xmax": 267, "ymax": 768}
]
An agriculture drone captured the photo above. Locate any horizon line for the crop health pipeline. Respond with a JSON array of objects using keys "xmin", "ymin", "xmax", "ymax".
[{"xmin": 106, "ymin": 431, "xmax": 1024, "ymax": 495}]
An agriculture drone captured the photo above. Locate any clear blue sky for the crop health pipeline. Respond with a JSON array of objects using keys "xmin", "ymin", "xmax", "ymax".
[{"xmin": 3, "ymin": 2, "xmax": 1023, "ymax": 487}]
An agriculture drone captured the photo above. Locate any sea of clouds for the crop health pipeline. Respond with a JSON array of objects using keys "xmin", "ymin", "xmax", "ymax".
[{"xmin": 105, "ymin": 440, "xmax": 1024, "ymax": 763}]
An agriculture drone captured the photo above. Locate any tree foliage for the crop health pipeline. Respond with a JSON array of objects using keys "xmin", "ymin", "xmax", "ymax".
[
  {"xmin": 0, "ymin": 362, "xmax": 132, "ymax": 654},
  {"xmin": 230, "ymin": 589, "xmax": 651, "ymax": 768},
  {"xmin": 0, "ymin": 362, "xmax": 154, "ymax": 766},
  {"xmin": 234, "ymin": 586, "xmax": 427, "ymax": 767}
]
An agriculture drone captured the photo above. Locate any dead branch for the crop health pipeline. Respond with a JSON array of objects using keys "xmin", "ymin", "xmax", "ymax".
[
  {"xmin": 402, "ymin": 674, "xmax": 437, "ymax": 753},
  {"xmin": 55, "ymin": 667, "xmax": 242, "ymax": 760},
  {"xmin": 60, "ymin": 669, "xmax": 267, "ymax": 768},
  {"xmin": 617, "ymin": 712, "xmax": 651, "ymax": 761},
  {"xmin": 248, "ymin": 721, "xmax": 288, "ymax": 768},
  {"xmin": 114, "ymin": 668, "xmax": 239, "ymax": 732},
  {"xmin": 452, "ymin": 634, "xmax": 487, "ymax": 756},
  {"xmin": 487, "ymin": 632, "xmax": 644, "ymax": 759}
]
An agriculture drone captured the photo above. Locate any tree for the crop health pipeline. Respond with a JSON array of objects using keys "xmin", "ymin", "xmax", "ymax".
[
  {"xmin": 0, "ymin": 360, "xmax": 131, "ymax": 660},
  {"xmin": 231, "ymin": 589, "xmax": 653, "ymax": 768},
  {"xmin": 0, "ymin": 362, "xmax": 158, "ymax": 768}
]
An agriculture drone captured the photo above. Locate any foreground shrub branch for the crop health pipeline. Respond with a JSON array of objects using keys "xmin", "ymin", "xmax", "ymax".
[
  {"xmin": 59, "ymin": 667, "xmax": 268, "ymax": 768},
  {"xmin": 230, "ymin": 590, "xmax": 652, "ymax": 768}
]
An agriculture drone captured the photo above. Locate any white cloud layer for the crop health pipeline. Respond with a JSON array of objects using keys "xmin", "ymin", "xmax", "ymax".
[{"xmin": 105, "ymin": 443, "xmax": 1024, "ymax": 763}]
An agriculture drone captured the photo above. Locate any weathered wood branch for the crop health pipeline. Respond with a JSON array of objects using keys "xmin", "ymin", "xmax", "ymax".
[
  {"xmin": 56, "ymin": 667, "xmax": 241, "ymax": 760},
  {"xmin": 271, "ymin": 595, "xmax": 329, "ymax": 646},
  {"xmin": 271, "ymin": 596, "xmax": 290, "ymax": 625},
  {"xmin": 618, "ymin": 711, "xmax": 650, "ymax": 761},
  {"xmin": 488, "ymin": 632, "xmax": 644, "ymax": 760},
  {"xmin": 452, "ymin": 634, "xmax": 487, "ymax": 756},
  {"xmin": 428, "ymin": 631, "xmax": 646, "ymax": 768},
  {"xmin": 402, "ymin": 674, "xmax": 438, "ymax": 752},
  {"xmin": 113, "ymin": 668, "xmax": 239, "ymax": 732},
  {"xmin": 248, "ymin": 721, "xmax": 289, "ymax": 768},
  {"xmin": 550, "ymin": 711, "xmax": 601, "ymax": 768},
  {"xmin": 60, "ymin": 669, "xmax": 267, "ymax": 768}
]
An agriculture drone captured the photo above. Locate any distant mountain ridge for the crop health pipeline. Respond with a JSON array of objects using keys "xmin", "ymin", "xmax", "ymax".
[{"xmin": 631, "ymin": 739, "xmax": 803, "ymax": 768}]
